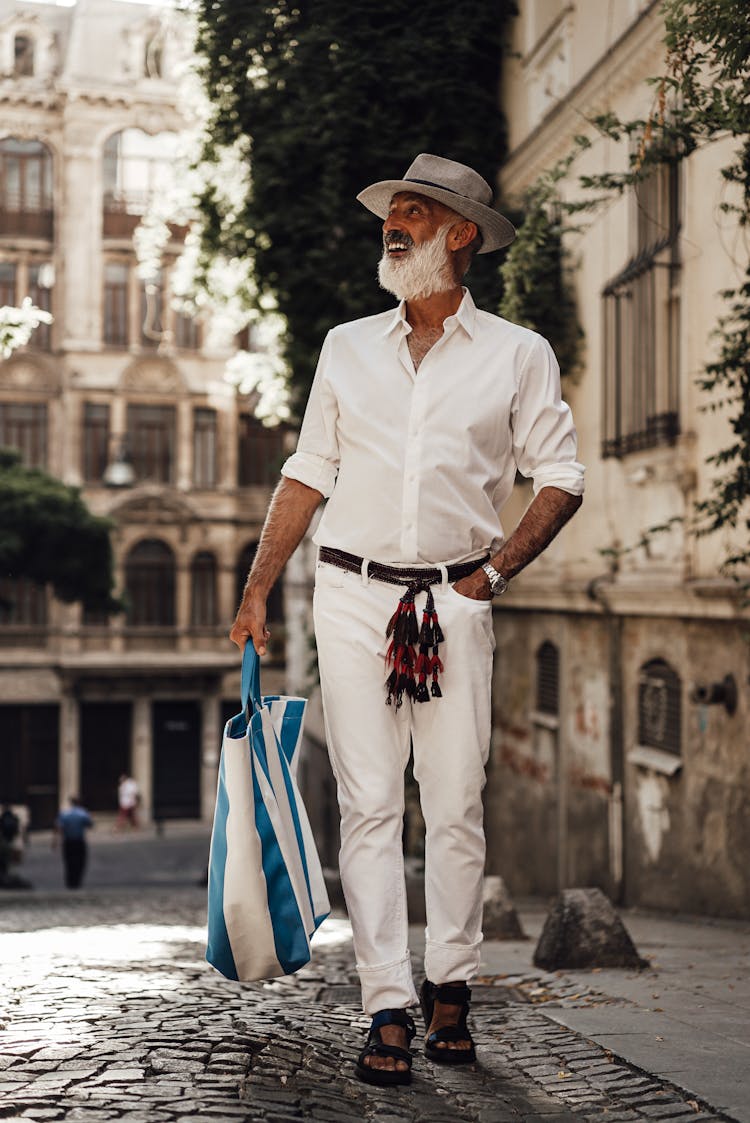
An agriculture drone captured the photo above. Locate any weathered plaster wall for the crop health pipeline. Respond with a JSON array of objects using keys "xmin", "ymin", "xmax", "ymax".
[{"xmin": 623, "ymin": 618, "xmax": 750, "ymax": 917}]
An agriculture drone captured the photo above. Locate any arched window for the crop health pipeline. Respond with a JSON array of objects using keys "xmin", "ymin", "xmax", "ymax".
[
  {"xmin": 236, "ymin": 542, "xmax": 283, "ymax": 624},
  {"xmin": 125, "ymin": 539, "xmax": 175, "ymax": 626},
  {"xmin": 144, "ymin": 32, "xmax": 164, "ymax": 78},
  {"xmin": 0, "ymin": 577, "xmax": 46, "ymax": 627},
  {"xmin": 638, "ymin": 658, "xmax": 681, "ymax": 755},
  {"xmin": 191, "ymin": 551, "xmax": 217, "ymax": 627},
  {"xmin": 0, "ymin": 139, "xmax": 53, "ymax": 237},
  {"xmin": 102, "ymin": 129, "xmax": 178, "ymax": 235},
  {"xmin": 13, "ymin": 35, "xmax": 34, "ymax": 77},
  {"xmin": 535, "ymin": 641, "xmax": 559, "ymax": 716}
]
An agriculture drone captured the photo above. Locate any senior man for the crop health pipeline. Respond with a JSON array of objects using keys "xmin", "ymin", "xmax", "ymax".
[{"xmin": 230, "ymin": 154, "xmax": 584, "ymax": 1086}]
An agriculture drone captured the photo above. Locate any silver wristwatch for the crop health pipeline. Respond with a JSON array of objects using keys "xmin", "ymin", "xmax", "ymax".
[{"xmin": 481, "ymin": 561, "xmax": 509, "ymax": 597}]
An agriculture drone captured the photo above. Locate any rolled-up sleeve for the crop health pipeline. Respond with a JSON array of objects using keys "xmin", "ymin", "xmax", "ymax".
[
  {"xmin": 280, "ymin": 332, "xmax": 340, "ymax": 498},
  {"xmin": 511, "ymin": 334, "xmax": 585, "ymax": 496}
]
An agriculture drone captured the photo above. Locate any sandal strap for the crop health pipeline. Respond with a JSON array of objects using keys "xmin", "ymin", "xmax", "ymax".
[
  {"xmin": 361, "ymin": 1041, "xmax": 413, "ymax": 1064},
  {"xmin": 427, "ymin": 1024, "xmax": 474, "ymax": 1046},
  {"xmin": 434, "ymin": 982, "xmax": 471, "ymax": 1006},
  {"xmin": 370, "ymin": 1008, "xmax": 416, "ymax": 1041}
]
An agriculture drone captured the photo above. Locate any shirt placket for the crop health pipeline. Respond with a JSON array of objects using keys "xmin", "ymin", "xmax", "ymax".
[{"xmin": 400, "ymin": 368, "xmax": 427, "ymax": 558}]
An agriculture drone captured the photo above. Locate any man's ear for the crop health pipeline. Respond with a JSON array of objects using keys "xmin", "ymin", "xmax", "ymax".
[{"xmin": 450, "ymin": 220, "xmax": 478, "ymax": 249}]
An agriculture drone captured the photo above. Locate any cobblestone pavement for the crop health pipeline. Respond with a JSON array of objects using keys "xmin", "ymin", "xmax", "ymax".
[{"xmin": 0, "ymin": 887, "xmax": 735, "ymax": 1123}]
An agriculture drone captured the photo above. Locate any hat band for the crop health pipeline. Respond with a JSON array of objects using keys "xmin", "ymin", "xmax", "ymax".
[{"xmin": 405, "ymin": 177, "xmax": 468, "ymax": 199}]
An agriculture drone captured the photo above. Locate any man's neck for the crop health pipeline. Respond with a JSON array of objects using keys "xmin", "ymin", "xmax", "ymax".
[{"xmin": 404, "ymin": 285, "xmax": 464, "ymax": 331}]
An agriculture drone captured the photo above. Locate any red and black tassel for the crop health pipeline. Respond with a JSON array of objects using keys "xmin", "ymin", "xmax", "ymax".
[{"xmin": 385, "ymin": 583, "xmax": 445, "ymax": 706}]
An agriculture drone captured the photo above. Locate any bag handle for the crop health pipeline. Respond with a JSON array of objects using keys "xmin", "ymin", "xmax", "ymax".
[{"xmin": 241, "ymin": 641, "xmax": 262, "ymax": 716}]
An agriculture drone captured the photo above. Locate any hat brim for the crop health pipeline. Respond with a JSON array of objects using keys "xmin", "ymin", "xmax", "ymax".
[{"xmin": 356, "ymin": 180, "xmax": 516, "ymax": 253}]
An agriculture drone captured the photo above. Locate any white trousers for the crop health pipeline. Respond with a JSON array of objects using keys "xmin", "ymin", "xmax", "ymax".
[{"xmin": 313, "ymin": 558, "xmax": 495, "ymax": 1015}]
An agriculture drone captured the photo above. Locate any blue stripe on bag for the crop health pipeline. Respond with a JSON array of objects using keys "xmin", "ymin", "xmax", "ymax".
[
  {"xmin": 205, "ymin": 747, "xmax": 238, "ymax": 981},
  {"xmin": 251, "ymin": 763, "xmax": 311, "ymax": 973}
]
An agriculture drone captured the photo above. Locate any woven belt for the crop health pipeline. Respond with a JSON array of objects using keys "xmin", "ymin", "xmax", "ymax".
[
  {"xmin": 318, "ymin": 547, "xmax": 489, "ymax": 708},
  {"xmin": 318, "ymin": 547, "xmax": 485, "ymax": 587}
]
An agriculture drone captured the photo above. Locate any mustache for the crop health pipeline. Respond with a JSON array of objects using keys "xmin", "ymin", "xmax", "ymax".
[{"xmin": 383, "ymin": 230, "xmax": 415, "ymax": 250}]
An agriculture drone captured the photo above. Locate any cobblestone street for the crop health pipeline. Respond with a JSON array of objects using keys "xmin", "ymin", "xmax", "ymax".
[{"xmin": 0, "ymin": 838, "xmax": 739, "ymax": 1123}]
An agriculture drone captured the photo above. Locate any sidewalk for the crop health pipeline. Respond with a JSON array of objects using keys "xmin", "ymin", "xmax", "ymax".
[{"xmin": 452, "ymin": 903, "xmax": 750, "ymax": 1123}]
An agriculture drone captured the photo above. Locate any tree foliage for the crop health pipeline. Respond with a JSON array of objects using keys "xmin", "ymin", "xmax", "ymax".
[
  {"xmin": 0, "ymin": 449, "xmax": 122, "ymax": 615},
  {"xmin": 499, "ymin": 165, "xmax": 584, "ymax": 381},
  {"xmin": 192, "ymin": 0, "xmax": 518, "ymax": 411}
]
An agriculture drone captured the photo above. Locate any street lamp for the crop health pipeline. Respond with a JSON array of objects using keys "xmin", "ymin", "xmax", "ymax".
[{"xmin": 103, "ymin": 436, "xmax": 135, "ymax": 488}]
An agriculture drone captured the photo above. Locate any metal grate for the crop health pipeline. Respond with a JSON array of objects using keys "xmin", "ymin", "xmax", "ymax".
[
  {"xmin": 638, "ymin": 658, "xmax": 681, "ymax": 755},
  {"xmin": 536, "ymin": 641, "xmax": 559, "ymax": 716}
]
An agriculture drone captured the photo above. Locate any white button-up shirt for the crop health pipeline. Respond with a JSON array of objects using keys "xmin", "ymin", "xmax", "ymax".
[{"xmin": 281, "ymin": 288, "xmax": 584, "ymax": 565}]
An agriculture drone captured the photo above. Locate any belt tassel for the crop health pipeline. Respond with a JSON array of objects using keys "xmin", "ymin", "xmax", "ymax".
[{"xmin": 385, "ymin": 584, "xmax": 443, "ymax": 707}]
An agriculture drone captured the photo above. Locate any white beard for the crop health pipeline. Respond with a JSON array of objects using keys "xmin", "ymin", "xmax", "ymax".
[{"xmin": 378, "ymin": 221, "xmax": 456, "ymax": 302}]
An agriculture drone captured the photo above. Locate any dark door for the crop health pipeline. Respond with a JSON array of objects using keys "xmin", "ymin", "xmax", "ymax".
[
  {"xmin": 152, "ymin": 700, "xmax": 201, "ymax": 820},
  {"xmin": 0, "ymin": 704, "xmax": 59, "ymax": 828},
  {"xmin": 79, "ymin": 702, "xmax": 132, "ymax": 811}
]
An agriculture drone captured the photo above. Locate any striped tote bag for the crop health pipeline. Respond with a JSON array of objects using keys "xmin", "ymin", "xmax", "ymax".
[{"xmin": 206, "ymin": 643, "xmax": 330, "ymax": 981}]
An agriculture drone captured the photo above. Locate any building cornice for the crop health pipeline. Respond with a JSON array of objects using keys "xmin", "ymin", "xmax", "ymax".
[
  {"xmin": 500, "ymin": 0, "xmax": 665, "ymax": 197},
  {"xmin": 494, "ymin": 578, "xmax": 749, "ymax": 621}
]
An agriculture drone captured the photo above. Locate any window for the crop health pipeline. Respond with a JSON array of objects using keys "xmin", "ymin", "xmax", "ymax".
[
  {"xmin": 144, "ymin": 32, "xmax": 164, "ymax": 79},
  {"xmin": 602, "ymin": 161, "xmax": 681, "ymax": 458},
  {"xmin": 236, "ymin": 542, "xmax": 283, "ymax": 624},
  {"xmin": 638, "ymin": 658, "xmax": 681, "ymax": 755},
  {"xmin": 104, "ymin": 262, "xmax": 129, "ymax": 346},
  {"xmin": 127, "ymin": 404, "xmax": 175, "ymax": 483},
  {"xmin": 13, "ymin": 35, "xmax": 34, "ymax": 77},
  {"xmin": 82, "ymin": 403, "xmax": 110, "ymax": 483},
  {"xmin": 191, "ymin": 551, "xmax": 217, "ymax": 626},
  {"xmin": 103, "ymin": 129, "xmax": 178, "ymax": 235},
  {"xmin": 0, "ymin": 262, "xmax": 16, "ymax": 305},
  {"xmin": 0, "ymin": 402, "xmax": 46, "ymax": 468},
  {"xmin": 175, "ymin": 309, "xmax": 199, "ymax": 350},
  {"xmin": 535, "ymin": 641, "xmax": 559, "ymax": 716},
  {"xmin": 238, "ymin": 414, "xmax": 285, "ymax": 486},
  {"xmin": 124, "ymin": 539, "xmax": 175, "ymax": 626},
  {"xmin": 27, "ymin": 263, "xmax": 51, "ymax": 349},
  {"xmin": 0, "ymin": 139, "xmax": 53, "ymax": 237},
  {"xmin": 193, "ymin": 407, "xmax": 217, "ymax": 489},
  {"xmin": 140, "ymin": 271, "xmax": 164, "ymax": 348},
  {"xmin": 0, "ymin": 577, "xmax": 46, "ymax": 627}
]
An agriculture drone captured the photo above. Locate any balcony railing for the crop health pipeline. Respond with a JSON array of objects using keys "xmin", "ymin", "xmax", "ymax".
[{"xmin": 0, "ymin": 210, "xmax": 53, "ymax": 239}]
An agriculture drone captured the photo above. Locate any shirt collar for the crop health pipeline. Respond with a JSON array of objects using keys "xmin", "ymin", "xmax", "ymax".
[{"xmin": 383, "ymin": 287, "xmax": 477, "ymax": 340}]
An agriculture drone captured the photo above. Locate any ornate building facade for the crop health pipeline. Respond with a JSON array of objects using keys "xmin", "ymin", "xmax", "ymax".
[
  {"xmin": 487, "ymin": 0, "xmax": 749, "ymax": 917},
  {"xmin": 0, "ymin": 0, "xmax": 285, "ymax": 827}
]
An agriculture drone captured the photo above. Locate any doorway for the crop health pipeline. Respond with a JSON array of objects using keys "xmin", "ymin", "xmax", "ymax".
[{"xmin": 152, "ymin": 700, "xmax": 201, "ymax": 820}]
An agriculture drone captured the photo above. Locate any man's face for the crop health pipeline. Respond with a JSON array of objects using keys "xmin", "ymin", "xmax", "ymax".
[
  {"xmin": 378, "ymin": 192, "xmax": 458, "ymax": 301},
  {"xmin": 382, "ymin": 192, "xmax": 454, "ymax": 259}
]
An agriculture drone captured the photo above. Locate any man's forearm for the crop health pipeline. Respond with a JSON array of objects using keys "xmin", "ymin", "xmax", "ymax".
[
  {"xmin": 492, "ymin": 486, "xmax": 582, "ymax": 580},
  {"xmin": 244, "ymin": 476, "xmax": 323, "ymax": 597},
  {"xmin": 231, "ymin": 476, "xmax": 323, "ymax": 653}
]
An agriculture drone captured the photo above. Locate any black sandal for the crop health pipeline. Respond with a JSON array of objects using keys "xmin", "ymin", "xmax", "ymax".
[
  {"xmin": 354, "ymin": 1008, "xmax": 417, "ymax": 1086},
  {"xmin": 419, "ymin": 979, "xmax": 476, "ymax": 1064}
]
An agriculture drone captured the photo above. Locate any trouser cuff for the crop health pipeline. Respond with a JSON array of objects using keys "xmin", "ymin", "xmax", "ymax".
[
  {"xmin": 424, "ymin": 937, "xmax": 482, "ymax": 986},
  {"xmin": 357, "ymin": 953, "xmax": 419, "ymax": 1016}
]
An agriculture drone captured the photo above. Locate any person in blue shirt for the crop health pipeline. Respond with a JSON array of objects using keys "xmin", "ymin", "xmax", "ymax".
[{"xmin": 54, "ymin": 797, "xmax": 93, "ymax": 889}]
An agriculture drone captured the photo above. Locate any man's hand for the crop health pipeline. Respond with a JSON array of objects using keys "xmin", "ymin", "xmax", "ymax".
[
  {"xmin": 230, "ymin": 588, "xmax": 270, "ymax": 656},
  {"xmin": 451, "ymin": 569, "xmax": 492, "ymax": 601}
]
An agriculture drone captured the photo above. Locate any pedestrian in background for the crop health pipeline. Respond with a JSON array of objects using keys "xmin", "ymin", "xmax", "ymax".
[
  {"xmin": 231, "ymin": 154, "xmax": 584, "ymax": 1085},
  {"xmin": 54, "ymin": 797, "xmax": 93, "ymax": 889},
  {"xmin": 0, "ymin": 803, "xmax": 21, "ymax": 886},
  {"xmin": 115, "ymin": 773, "xmax": 140, "ymax": 830}
]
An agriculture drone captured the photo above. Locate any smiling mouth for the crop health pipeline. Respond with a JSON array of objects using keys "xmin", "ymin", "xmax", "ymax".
[{"xmin": 384, "ymin": 235, "xmax": 413, "ymax": 257}]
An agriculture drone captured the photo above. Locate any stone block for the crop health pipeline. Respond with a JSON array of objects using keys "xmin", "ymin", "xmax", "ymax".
[
  {"xmin": 483, "ymin": 876, "xmax": 526, "ymax": 940},
  {"xmin": 533, "ymin": 888, "xmax": 648, "ymax": 970}
]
